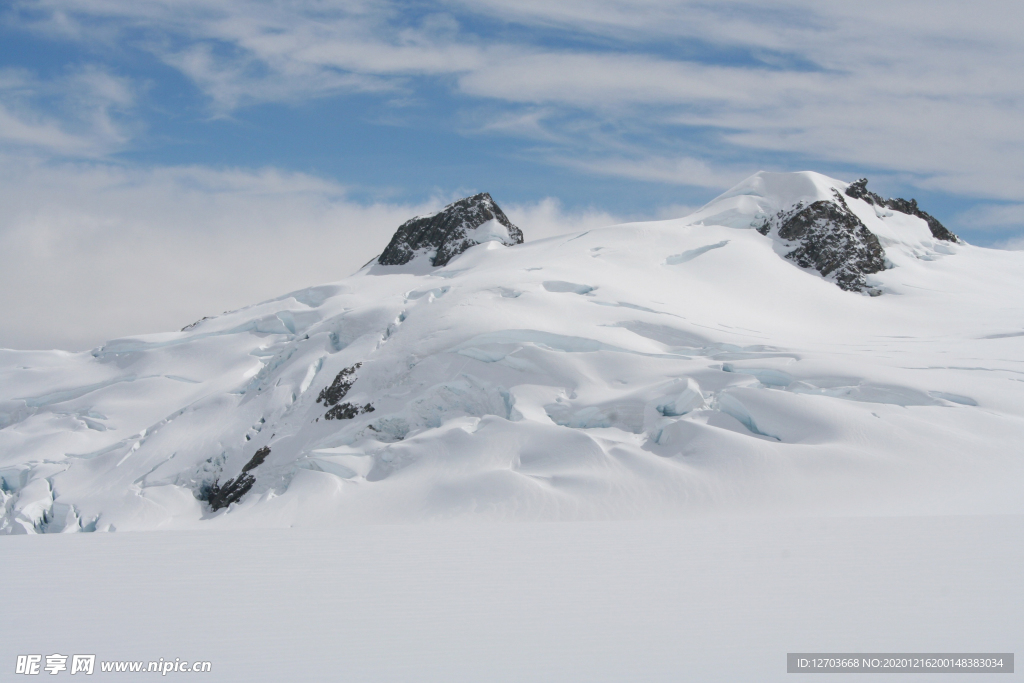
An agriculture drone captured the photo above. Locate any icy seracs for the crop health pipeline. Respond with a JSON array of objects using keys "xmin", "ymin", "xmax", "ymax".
[{"xmin": 2, "ymin": 171, "xmax": 1022, "ymax": 533}]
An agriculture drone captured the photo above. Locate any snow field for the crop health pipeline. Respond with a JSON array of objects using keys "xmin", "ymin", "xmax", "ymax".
[{"xmin": 3, "ymin": 514, "xmax": 1021, "ymax": 682}]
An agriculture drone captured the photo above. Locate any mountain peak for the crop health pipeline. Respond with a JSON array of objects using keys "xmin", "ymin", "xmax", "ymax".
[
  {"xmin": 377, "ymin": 192, "xmax": 524, "ymax": 267},
  {"xmin": 685, "ymin": 171, "xmax": 960, "ymax": 294}
]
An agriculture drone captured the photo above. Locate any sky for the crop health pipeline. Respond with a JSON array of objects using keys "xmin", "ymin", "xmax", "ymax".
[{"xmin": 1, "ymin": 0, "xmax": 1022, "ymax": 350}]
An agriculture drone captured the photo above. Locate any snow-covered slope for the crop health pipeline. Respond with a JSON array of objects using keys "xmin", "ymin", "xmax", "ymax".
[{"xmin": 2, "ymin": 171, "xmax": 1022, "ymax": 533}]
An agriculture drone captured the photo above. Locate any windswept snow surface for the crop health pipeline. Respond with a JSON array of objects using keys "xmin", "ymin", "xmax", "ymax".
[{"xmin": 2, "ymin": 171, "xmax": 1023, "ymax": 532}]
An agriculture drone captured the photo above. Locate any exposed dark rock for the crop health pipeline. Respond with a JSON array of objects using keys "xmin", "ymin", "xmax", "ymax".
[
  {"xmin": 181, "ymin": 316, "xmax": 213, "ymax": 331},
  {"xmin": 377, "ymin": 193, "xmax": 524, "ymax": 267},
  {"xmin": 317, "ymin": 364, "xmax": 361, "ymax": 407},
  {"xmin": 205, "ymin": 446, "xmax": 270, "ymax": 511},
  {"xmin": 844, "ymin": 177, "xmax": 885, "ymax": 205},
  {"xmin": 765, "ymin": 190, "xmax": 887, "ymax": 293},
  {"xmin": 845, "ymin": 178, "xmax": 959, "ymax": 242},
  {"xmin": 316, "ymin": 363, "xmax": 373, "ymax": 420},
  {"xmin": 240, "ymin": 445, "xmax": 271, "ymax": 474},
  {"xmin": 324, "ymin": 402, "xmax": 375, "ymax": 420}
]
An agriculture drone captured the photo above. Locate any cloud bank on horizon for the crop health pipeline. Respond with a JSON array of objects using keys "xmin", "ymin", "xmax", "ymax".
[{"xmin": 1, "ymin": 0, "xmax": 1022, "ymax": 349}]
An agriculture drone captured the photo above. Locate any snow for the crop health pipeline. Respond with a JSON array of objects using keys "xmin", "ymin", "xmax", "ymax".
[
  {"xmin": 2, "ymin": 171, "xmax": 1023, "ymax": 532},
  {"xmin": 2, "ymin": 515, "xmax": 1021, "ymax": 681},
  {"xmin": 3, "ymin": 170, "xmax": 1022, "ymax": 679},
  {"xmin": 464, "ymin": 217, "xmax": 512, "ymax": 244}
]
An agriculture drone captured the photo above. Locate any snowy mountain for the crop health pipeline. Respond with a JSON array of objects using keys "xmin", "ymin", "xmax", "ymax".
[
  {"xmin": 2, "ymin": 171, "xmax": 1022, "ymax": 534},
  {"xmin": 377, "ymin": 192, "xmax": 524, "ymax": 267}
]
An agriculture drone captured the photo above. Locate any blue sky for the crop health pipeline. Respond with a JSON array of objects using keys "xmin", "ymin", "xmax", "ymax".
[{"xmin": 1, "ymin": 0, "xmax": 1022, "ymax": 349}]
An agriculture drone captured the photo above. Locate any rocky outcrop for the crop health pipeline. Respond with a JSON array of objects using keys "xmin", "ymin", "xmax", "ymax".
[
  {"xmin": 317, "ymin": 364, "xmax": 360, "ymax": 406},
  {"xmin": 205, "ymin": 446, "xmax": 271, "ymax": 511},
  {"xmin": 325, "ymin": 402, "xmax": 374, "ymax": 420},
  {"xmin": 316, "ymin": 363, "xmax": 374, "ymax": 420},
  {"xmin": 181, "ymin": 316, "xmax": 212, "ymax": 331},
  {"xmin": 759, "ymin": 190, "xmax": 887, "ymax": 293},
  {"xmin": 845, "ymin": 178, "xmax": 959, "ymax": 242},
  {"xmin": 378, "ymin": 193, "xmax": 523, "ymax": 267}
]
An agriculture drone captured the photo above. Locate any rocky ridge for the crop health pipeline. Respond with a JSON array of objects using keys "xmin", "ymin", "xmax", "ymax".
[
  {"xmin": 377, "ymin": 193, "xmax": 524, "ymax": 267},
  {"xmin": 757, "ymin": 189, "xmax": 888, "ymax": 293},
  {"xmin": 845, "ymin": 178, "xmax": 959, "ymax": 243}
]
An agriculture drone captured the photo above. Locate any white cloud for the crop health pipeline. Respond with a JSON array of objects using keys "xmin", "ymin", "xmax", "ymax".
[
  {"xmin": 505, "ymin": 197, "xmax": 622, "ymax": 242},
  {"xmin": 449, "ymin": 0, "xmax": 1024, "ymax": 65},
  {"xmin": 993, "ymin": 235, "xmax": 1024, "ymax": 251},
  {"xmin": 17, "ymin": 0, "xmax": 1024, "ymax": 198},
  {"xmin": 549, "ymin": 153, "xmax": 744, "ymax": 189},
  {"xmin": 455, "ymin": 46, "xmax": 1024, "ymax": 196},
  {"xmin": 0, "ymin": 156, "xmax": 615, "ymax": 350},
  {"xmin": 23, "ymin": 0, "xmax": 491, "ymax": 111},
  {"xmin": 0, "ymin": 157, "xmax": 422, "ymax": 350},
  {"xmin": 0, "ymin": 102, "xmax": 96, "ymax": 153},
  {"xmin": 954, "ymin": 204, "xmax": 1024, "ymax": 231},
  {"xmin": 0, "ymin": 65, "xmax": 136, "ymax": 155}
]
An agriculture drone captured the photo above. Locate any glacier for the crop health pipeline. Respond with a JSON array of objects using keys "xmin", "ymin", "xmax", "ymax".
[{"xmin": 2, "ymin": 171, "xmax": 1023, "ymax": 533}]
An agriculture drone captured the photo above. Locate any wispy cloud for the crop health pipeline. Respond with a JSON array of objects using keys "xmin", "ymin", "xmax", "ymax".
[
  {"xmin": 955, "ymin": 203, "xmax": 1024, "ymax": 231},
  {"xmin": 0, "ymin": 65, "xmax": 136, "ymax": 155},
  {"xmin": 548, "ymin": 153, "xmax": 741, "ymax": 189},
  {"xmin": 13, "ymin": 0, "xmax": 1024, "ymax": 199}
]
